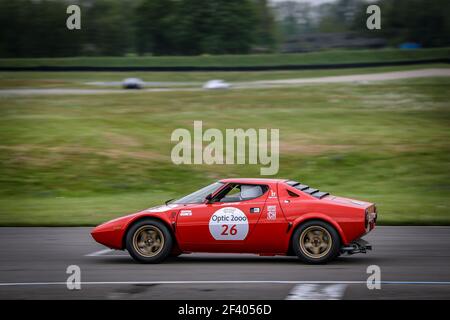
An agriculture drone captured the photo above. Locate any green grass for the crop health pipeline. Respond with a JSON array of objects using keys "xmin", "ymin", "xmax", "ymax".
[
  {"xmin": 0, "ymin": 64, "xmax": 448, "ymax": 89},
  {"xmin": 1, "ymin": 48, "xmax": 449, "ymax": 68},
  {"xmin": 0, "ymin": 76, "xmax": 449, "ymax": 225}
]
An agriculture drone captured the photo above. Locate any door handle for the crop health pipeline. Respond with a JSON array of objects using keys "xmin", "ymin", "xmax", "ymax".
[{"xmin": 284, "ymin": 200, "xmax": 290, "ymax": 203}]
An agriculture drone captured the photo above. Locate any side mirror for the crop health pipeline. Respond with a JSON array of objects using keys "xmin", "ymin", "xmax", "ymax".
[{"xmin": 204, "ymin": 193, "xmax": 213, "ymax": 204}]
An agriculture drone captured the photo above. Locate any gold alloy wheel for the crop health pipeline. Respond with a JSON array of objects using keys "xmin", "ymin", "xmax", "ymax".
[
  {"xmin": 299, "ymin": 226, "xmax": 333, "ymax": 259},
  {"xmin": 132, "ymin": 225, "xmax": 165, "ymax": 257}
]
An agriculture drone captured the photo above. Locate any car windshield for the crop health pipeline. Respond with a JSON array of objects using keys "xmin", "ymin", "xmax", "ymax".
[{"xmin": 172, "ymin": 182, "xmax": 224, "ymax": 204}]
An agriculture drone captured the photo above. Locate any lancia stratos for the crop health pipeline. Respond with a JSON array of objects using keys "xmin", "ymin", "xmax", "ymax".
[{"xmin": 91, "ymin": 178, "xmax": 377, "ymax": 264}]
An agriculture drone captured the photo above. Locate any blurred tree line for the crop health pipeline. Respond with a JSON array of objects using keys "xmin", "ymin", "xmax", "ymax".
[
  {"xmin": 0, "ymin": 0, "xmax": 448, "ymax": 58},
  {"xmin": 275, "ymin": 0, "xmax": 450, "ymax": 47},
  {"xmin": 0, "ymin": 0, "xmax": 276, "ymax": 57},
  {"xmin": 364, "ymin": 0, "xmax": 450, "ymax": 47}
]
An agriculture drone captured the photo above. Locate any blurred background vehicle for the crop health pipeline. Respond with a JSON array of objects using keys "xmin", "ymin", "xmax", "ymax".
[
  {"xmin": 203, "ymin": 80, "xmax": 230, "ymax": 90},
  {"xmin": 122, "ymin": 78, "xmax": 144, "ymax": 89}
]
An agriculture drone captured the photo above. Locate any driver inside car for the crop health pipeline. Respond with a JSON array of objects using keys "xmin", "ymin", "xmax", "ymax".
[{"xmin": 220, "ymin": 184, "xmax": 264, "ymax": 202}]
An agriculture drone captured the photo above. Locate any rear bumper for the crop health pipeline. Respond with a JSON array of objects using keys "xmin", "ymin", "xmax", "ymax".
[{"xmin": 340, "ymin": 238, "xmax": 372, "ymax": 255}]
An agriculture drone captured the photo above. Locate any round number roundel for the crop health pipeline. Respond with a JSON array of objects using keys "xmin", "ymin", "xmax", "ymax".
[{"xmin": 209, "ymin": 207, "xmax": 249, "ymax": 240}]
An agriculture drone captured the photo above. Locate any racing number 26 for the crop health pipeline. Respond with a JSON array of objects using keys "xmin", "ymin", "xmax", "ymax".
[{"xmin": 221, "ymin": 224, "xmax": 237, "ymax": 236}]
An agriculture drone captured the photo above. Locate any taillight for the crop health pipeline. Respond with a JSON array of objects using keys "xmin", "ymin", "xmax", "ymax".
[
  {"xmin": 365, "ymin": 209, "xmax": 369, "ymax": 228},
  {"xmin": 365, "ymin": 205, "xmax": 377, "ymax": 229}
]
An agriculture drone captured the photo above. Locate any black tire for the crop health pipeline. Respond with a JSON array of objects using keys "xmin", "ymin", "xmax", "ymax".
[
  {"xmin": 125, "ymin": 219, "xmax": 173, "ymax": 263},
  {"xmin": 292, "ymin": 220, "xmax": 341, "ymax": 264}
]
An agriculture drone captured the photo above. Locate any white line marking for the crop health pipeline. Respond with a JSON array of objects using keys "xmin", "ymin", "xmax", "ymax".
[
  {"xmin": 286, "ymin": 284, "xmax": 347, "ymax": 300},
  {"xmin": 0, "ymin": 280, "xmax": 450, "ymax": 287},
  {"xmin": 85, "ymin": 249, "xmax": 114, "ymax": 257}
]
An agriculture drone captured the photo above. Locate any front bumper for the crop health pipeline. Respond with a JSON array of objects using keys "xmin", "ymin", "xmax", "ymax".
[
  {"xmin": 340, "ymin": 238, "xmax": 372, "ymax": 255},
  {"xmin": 91, "ymin": 222, "xmax": 125, "ymax": 250}
]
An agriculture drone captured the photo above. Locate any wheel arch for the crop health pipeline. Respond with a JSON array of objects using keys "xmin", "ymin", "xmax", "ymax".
[{"xmin": 121, "ymin": 215, "xmax": 176, "ymax": 250}]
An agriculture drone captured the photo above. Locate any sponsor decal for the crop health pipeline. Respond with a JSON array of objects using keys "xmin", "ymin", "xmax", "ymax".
[
  {"xmin": 267, "ymin": 205, "xmax": 276, "ymax": 220},
  {"xmin": 250, "ymin": 207, "xmax": 260, "ymax": 213},
  {"xmin": 180, "ymin": 210, "xmax": 192, "ymax": 217},
  {"xmin": 268, "ymin": 190, "xmax": 277, "ymax": 198},
  {"xmin": 209, "ymin": 207, "xmax": 249, "ymax": 240}
]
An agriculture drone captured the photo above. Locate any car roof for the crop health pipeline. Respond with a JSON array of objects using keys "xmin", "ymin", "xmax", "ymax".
[{"xmin": 219, "ymin": 178, "xmax": 288, "ymax": 184}]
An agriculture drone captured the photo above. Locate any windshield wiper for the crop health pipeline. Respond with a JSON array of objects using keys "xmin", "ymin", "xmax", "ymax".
[{"xmin": 165, "ymin": 199, "xmax": 174, "ymax": 205}]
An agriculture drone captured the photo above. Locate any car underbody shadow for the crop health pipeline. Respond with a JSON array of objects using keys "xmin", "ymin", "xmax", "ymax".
[{"xmin": 91, "ymin": 253, "xmax": 382, "ymax": 265}]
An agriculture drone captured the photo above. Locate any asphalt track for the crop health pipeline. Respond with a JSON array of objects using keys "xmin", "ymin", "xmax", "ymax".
[
  {"xmin": 1, "ymin": 68, "xmax": 449, "ymax": 96},
  {"xmin": 0, "ymin": 226, "xmax": 449, "ymax": 300}
]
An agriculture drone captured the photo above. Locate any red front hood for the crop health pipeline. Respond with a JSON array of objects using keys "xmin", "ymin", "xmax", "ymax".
[{"xmin": 144, "ymin": 203, "xmax": 182, "ymax": 213}]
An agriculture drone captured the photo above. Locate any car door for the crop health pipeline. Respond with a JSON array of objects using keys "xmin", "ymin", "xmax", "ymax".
[
  {"xmin": 245, "ymin": 182, "xmax": 290, "ymax": 253},
  {"xmin": 175, "ymin": 183, "xmax": 269, "ymax": 252}
]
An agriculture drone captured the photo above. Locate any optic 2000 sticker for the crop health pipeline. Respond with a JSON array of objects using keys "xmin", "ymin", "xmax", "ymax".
[{"xmin": 209, "ymin": 207, "xmax": 249, "ymax": 240}]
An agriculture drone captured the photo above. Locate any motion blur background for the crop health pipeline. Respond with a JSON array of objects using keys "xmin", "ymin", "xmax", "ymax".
[
  {"xmin": 0, "ymin": 0, "xmax": 449, "ymax": 226},
  {"xmin": 1, "ymin": 0, "xmax": 449, "ymax": 56}
]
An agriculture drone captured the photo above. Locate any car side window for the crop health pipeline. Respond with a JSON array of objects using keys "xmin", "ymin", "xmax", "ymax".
[{"xmin": 215, "ymin": 184, "xmax": 267, "ymax": 203}]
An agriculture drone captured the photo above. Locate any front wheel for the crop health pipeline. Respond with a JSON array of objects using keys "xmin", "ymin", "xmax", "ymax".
[
  {"xmin": 292, "ymin": 220, "xmax": 341, "ymax": 264},
  {"xmin": 125, "ymin": 219, "xmax": 173, "ymax": 263}
]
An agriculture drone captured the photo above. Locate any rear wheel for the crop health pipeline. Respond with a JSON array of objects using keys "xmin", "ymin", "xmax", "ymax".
[
  {"xmin": 292, "ymin": 220, "xmax": 340, "ymax": 264},
  {"xmin": 125, "ymin": 219, "xmax": 172, "ymax": 263}
]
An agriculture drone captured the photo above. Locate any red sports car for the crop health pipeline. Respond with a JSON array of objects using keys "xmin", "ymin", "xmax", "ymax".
[{"xmin": 91, "ymin": 178, "xmax": 377, "ymax": 264}]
